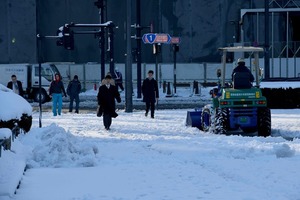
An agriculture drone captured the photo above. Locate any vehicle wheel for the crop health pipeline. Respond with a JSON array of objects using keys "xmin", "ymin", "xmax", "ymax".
[
  {"xmin": 201, "ymin": 107, "xmax": 211, "ymax": 132},
  {"xmin": 34, "ymin": 89, "xmax": 47, "ymax": 103},
  {"xmin": 257, "ymin": 107, "xmax": 271, "ymax": 137},
  {"xmin": 213, "ymin": 108, "xmax": 228, "ymax": 135}
]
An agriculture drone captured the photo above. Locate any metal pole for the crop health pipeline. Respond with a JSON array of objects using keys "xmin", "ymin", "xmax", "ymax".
[
  {"xmin": 125, "ymin": 0, "xmax": 133, "ymax": 112},
  {"xmin": 94, "ymin": 0, "xmax": 106, "ymax": 80},
  {"xmin": 100, "ymin": 1, "xmax": 105, "ymax": 80},
  {"xmin": 36, "ymin": 34, "xmax": 42, "ymax": 128},
  {"xmin": 108, "ymin": 23, "xmax": 115, "ymax": 74},
  {"xmin": 264, "ymin": 0, "xmax": 270, "ymax": 79},
  {"xmin": 173, "ymin": 44, "xmax": 177, "ymax": 95},
  {"xmin": 155, "ymin": 52, "xmax": 159, "ymax": 82},
  {"xmin": 286, "ymin": 11, "xmax": 289, "ymax": 78},
  {"xmin": 136, "ymin": 0, "xmax": 142, "ymax": 98}
]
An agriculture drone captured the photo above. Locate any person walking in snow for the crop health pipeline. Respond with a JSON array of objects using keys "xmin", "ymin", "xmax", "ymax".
[
  {"xmin": 49, "ymin": 73, "xmax": 67, "ymax": 116},
  {"xmin": 97, "ymin": 74, "xmax": 121, "ymax": 130},
  {"xmin": 142, "ymin": 70, "xmax": 159, "ymax": 118},
  {"xmin": 113, "ymin": 67, "xmax": 124, "ymax": 92},
  {"xmin": 67, "ymin": 75, "xmax": 81, "ymax": 114}
]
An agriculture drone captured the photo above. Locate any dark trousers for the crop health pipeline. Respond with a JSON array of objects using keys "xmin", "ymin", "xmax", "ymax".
[
  {"xmin": 116, "ymin": 82, "xmax": 124, "ymax": 91},
  {"xmin": 146, "ymin": 101, "xmax": 155, "ymax": 117},
  {"xmin": 103, "ymin": 113, "xmax": 112, "ymax": 129},
  {"xmin": 69, "ymin": 95, "xmax": 79, "ymax": 112}
]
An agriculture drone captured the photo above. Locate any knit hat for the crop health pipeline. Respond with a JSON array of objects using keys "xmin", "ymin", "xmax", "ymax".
[{"xmin": 74, "ymin": 75, "xmax": 78, "ymax": 79}]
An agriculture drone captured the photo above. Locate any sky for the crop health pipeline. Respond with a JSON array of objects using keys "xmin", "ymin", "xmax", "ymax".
[{"xmin": 1, "ymin": 83, "xmax": 300, "ymax": 200}]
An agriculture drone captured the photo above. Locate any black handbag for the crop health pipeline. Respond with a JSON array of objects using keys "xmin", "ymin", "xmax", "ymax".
[{"xmin": 97, "ymin": 106, "xmax": 102, "ymax": 117}]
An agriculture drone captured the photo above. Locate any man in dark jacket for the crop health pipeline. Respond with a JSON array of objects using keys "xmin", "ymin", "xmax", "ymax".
[
  {"xmin": 7, "ymin": 75, "xmax": 24, "ymax": 97},
  {"xmin": 142, "ymin": 70, "xmax": 159, "ymax": 118},
  {"xmin": 67, "ymin": 75, "xmax": 81, "ymax": 113},
  {"xmin": 231, "ymin": 58, "xmax": 254, "ymax": 89},
  {"xmin": 113, "ymin": 67, "xmax": 124, "ymax": 92},
  {"xmin": 49, "ymin": 73, "xmax": 67, "ymax": 116},
  {"xmin": 97, "ymin": 75, "xmax": 121, "ymax": 130}
]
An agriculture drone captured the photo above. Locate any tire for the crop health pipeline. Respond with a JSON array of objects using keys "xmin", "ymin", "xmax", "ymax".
[
  {"xmin": 34, "ymin": 89, "xmax": 47, "ymax": 103},
  {"xmin": 201, "ymin": 107, "xmax": 211, "ymax": 132},
  {"xmin": 213, "ymin": 108, "xmax": 228, "ymax": 135},
  {"xmin": 257, "ymin": 107, "xmax": 271, "ymax": 137}
]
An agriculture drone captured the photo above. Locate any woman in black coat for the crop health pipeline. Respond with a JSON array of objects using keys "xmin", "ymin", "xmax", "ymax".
[{"xmin": 97, "ymin": 75, "xmax": 121, "ymax": 130}]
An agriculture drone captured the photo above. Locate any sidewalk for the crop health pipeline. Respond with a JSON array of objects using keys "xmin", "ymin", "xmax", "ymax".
[{"xmin": 32, "ymin": 87, "xmax": 213, "ymax": 110}]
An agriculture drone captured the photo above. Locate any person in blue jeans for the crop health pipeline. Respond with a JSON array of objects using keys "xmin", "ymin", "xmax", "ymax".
[{"xmin": 49, "ymin": 73, "xmax": 67, "ymax": 116}]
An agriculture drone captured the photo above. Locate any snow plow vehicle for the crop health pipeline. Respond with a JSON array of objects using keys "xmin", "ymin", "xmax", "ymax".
[{"xmin": 188, "ymin": 46, "xmax": 271, "ymax": 137}]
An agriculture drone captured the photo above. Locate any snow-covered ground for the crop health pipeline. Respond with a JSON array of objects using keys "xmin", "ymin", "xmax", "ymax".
[
  {"xmin": 1, "ymin": 83, "xmax": 300, "ymax": 200},
  {"xmin": 0, "ymin": 108, "xmax": 300, "ymax": 200}
]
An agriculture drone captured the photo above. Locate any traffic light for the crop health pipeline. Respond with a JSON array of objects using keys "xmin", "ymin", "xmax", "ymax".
[
  {"xmin": 153, "ymin": 43, "xmax": 161, "ymax": 55},
  {"xmin": 173, "ymin": 44, "xmax": 179, "ymax": 52},
  {"xmin": 63, "ymin": 25, "xmax": 74, "ymax": 50},
  {"xmin": 56, "ymin": 24, "xmax": 74, "ymax": 50}
]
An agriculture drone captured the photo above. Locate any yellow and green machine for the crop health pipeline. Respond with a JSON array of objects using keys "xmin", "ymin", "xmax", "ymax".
[{"xmin": 201, "ymin": 46, "xmax": 271, "ymax": 137}]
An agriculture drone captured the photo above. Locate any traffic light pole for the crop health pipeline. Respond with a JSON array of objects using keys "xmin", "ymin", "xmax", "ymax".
[
  {"xmin": 107, "ymin": 23, "xmax": 115, "ymax": 74},
  {"xmin": 61, "ymin": 22, "xmax": 116, "ymax": 76},
  {"xmin": 126, "ymin": 0, "xmax": 133, "ymax": 112},
  {"xmin": 94, "ymin": 0, "xmax": 106, "ymax": 80},
  {"xmin": 136, "ymin": 0, "xmax": 142, "ymax": 99}
]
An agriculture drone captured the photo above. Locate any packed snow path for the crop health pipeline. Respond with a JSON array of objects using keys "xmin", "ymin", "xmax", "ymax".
[{"xmin": 6, "ymin": 109, "xmax": 300, "ymax": 200}]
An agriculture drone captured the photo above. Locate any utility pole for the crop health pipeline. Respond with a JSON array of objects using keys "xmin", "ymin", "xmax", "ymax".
[{"xmin": 125, "ymin": 0, "xmax": 133, "ymax": 112}]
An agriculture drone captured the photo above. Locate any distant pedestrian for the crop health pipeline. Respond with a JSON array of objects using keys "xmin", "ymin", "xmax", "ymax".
[
  {"xmin": 142, "ymin": 70, "xmax": 159, "ymax": 118},
  {"xmin": 113, "ymin": 67, "xmax": 124, "ymax": 92},
  {"xmin": 67, "ymin": 75, "xmax": 81, "ymax": 114},
  {"xmin": 49, "ymin": 73, "xmax": 67, "ymax": 116},
  {"xmin": 7, "ymin": 75, "xmax": 24, "ymax": 96},
  {"xmin": 97, "ymin": 74, "xmax": 121, "ymax": 130}
]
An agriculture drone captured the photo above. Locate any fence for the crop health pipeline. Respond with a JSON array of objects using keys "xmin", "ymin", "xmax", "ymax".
[{"xmin": 56, "ymin": 58, "xmax": 300, "ymax": 91}]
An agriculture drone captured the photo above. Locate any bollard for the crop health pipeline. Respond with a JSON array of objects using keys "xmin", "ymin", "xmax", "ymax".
[
  {"xmin": 166, "ymin": 82, "xmax": 173, "ymax": 97},
  {"xmin": 163, "ymin": 81, "xmax": 166, "ymax": 93},
  {"xmin": 193, "ymin": 80, "xmax": 200, "ymax": 95},
  {"xmin": 94, "ymin": 83, "xmax": 97, "ymax": 91}
]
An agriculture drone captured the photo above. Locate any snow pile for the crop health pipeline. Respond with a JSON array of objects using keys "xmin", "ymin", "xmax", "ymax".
[{"xmin": 22, "ymin": 124, "xmax": 99, "ymax": 168}]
